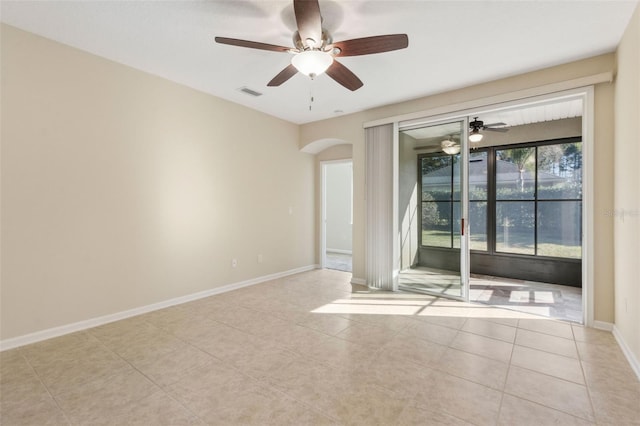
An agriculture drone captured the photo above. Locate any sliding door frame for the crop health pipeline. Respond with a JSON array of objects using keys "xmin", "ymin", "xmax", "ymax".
[
  {"xmin": 390, "ymin": 86, "xmax": 594, "ymax": 325},
  {"xmin": 397, "ymin": 117, "xmax": 470, "ymax": 301}
]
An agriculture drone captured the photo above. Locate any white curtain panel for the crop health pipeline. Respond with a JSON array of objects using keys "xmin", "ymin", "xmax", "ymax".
[{"xmin": 365, "ymin": 124, "xmax": 395, "ymax": 290}]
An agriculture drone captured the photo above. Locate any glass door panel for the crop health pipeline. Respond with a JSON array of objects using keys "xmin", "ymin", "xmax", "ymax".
[
  {"xmin": 398, "ymin": 119, "xmax": 469, "ymax": 300},
  {"xmin": 469, "ymin": 150, "xmax": 489, "ymax": 251}
]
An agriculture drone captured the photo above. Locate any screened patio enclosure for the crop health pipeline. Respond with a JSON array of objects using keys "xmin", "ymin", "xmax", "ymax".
[{"xmin": 399, "ymin": 105, "xmax": 583, "ymax": 289}]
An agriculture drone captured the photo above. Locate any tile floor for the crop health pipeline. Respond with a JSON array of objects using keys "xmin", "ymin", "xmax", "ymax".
[
  {"xmin": 325, "ymin": 252, "xmax": 352, "ymax": 272},
  {"xmin": 400, "ymin": 267, "xmax": 583, "ymax": 323},
  {"xmin": 1, "ymin": 269, "xmax": 639, "ymax": 425},
  {"xmin": 470, "ymin": 274, "xmax": 582, "ymax": 323},
  {"xmin": 399, "ymin": 267, "xmax": 462, "ymax": 297}
]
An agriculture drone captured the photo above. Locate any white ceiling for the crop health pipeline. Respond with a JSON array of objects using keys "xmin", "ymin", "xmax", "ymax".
[{"xmin": 1, "ymin": 1, "xmax": 637, "ymax": 124}]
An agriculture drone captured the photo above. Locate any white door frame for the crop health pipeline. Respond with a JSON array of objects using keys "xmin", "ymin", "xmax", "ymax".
[
  {"xmin": 397, "ymin": 117, "xmax": 470, "ymax": 299},
  {"xmin": 320, "ymin": 159, "xmax": 353, "ymax": 270}
]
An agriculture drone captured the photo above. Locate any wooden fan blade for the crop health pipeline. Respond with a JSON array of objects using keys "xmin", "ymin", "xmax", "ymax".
[
  {"xmin": 484, "ymin": 122, "xmax": 507, "ymax": 127},
  {"xmin": 332, "ymin": 34, "xmax": 408, "ymax": 57},
  {"xmin": 267, "ymin": 64, "xmax": 298, "ymax": 86},
  {"xmin": 484, "ymin": 127, "xmax": 509, "ymax": 132},
  {"xmin": 325, "ymin": 60, "xmax": 363, "ymax": 91},
  {"xmin": 294, "ymin": 0, "xmax": 322, "ymax": 48},
  {"xmin": 215, "ymin": 37, "xmax": 291, "ymax": 53}
]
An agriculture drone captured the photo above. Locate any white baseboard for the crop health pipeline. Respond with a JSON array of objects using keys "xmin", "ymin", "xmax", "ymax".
[
  {"xmin": 612, "ymin": 325, "xmax": 640, "ymax": 381},
  {"xmin": 0, "ymin": 264, "xmax": 316, "ymax": 352},
  {"xmin": 326, "ymin": 249, "xmax": 352, "ymax": 255},
  {"xmin": 350, "ymin": 277, "xmax": 366, "ymax": 286},
  {"xmin": 592, "ymin": 320, "xmax": 614, "ymax": 331}
]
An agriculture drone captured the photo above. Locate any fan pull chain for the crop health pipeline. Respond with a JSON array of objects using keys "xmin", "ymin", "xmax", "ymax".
[{"xmin": 309, "ymin": 84, "xmax": 314, "ymax": 111}]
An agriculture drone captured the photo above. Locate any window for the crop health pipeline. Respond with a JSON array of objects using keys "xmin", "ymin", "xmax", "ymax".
[
  {"xmin": 469, "ymin": 151, "xmax": 488, "ymax": 251},
  {"xmin": 420, "ymin": 138, "xmax": 582, "ymax": 260},
  {"xmin": 496, "ymin": 146, "xmax": 537, "ymax": 255},
  {"xmin": 420, "ymin": 154, "xmax": 459, "ymax": 248},
  {"xmin": 536, "ymin": 142, "xmax": 582, "ymax": 258}
]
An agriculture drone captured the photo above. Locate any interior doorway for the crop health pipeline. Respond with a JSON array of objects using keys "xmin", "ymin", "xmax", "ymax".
[
  {"xmin": 321, "ymin": 160, "xmax": 353, "ymax": 272},
  {"xmin": 397, "ymin": 95, "xmax": 586, "ymax": 323}
]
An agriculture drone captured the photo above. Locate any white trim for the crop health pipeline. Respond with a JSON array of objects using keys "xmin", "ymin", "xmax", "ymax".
[
  {"xmin": 398, "ymin": 88, "xmax": 594, "ymax": 131},
  {"xmin": 461, "ymin": 116, "xmax": 470, "ymax": 301},
  {"xmin": 0, "ymin": 265, "xmax": 316, "ymax": 351},
  {"xmin": 583, "ymin": 86, "xmax": 596, "ymax": 328},
  {"xmin": 320, "ymin": 162, "xmax": 327, "ymax": 269},
  {"xmin": 592, "ymin": 320, "xmax": 614, "ymax": 331},
  {"xmin": 320, "ymin": 159, "xmax": 354, "ymax": 165},
  {"xmin": 364, "ymin": 72, "xmax": 613, "ymax": 129},
  {"xmin": 326, "ymin": 248, "xmax": 352, "ymax": 255},
  {"xmin": 350, "ymin": 277, "xmax": 366, "ymax": 286},
  {"xmin": 392, "ymin": 121, "xmax": 400, "ymax": 291},
  {"xmin": 613, "ymin": 325, "xmax": 640, "ymax": 380}
]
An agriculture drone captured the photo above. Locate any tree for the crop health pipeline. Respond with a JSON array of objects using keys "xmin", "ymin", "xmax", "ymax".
[
  {"xmin": 538, "ymin": 145, "xmax": 563, "ymax": 174},
  {"xmin": 497, "ymin": 147, "xmax": 535, "ymax": 191},
  {"xmin": 561, "ymin": 143, "xmax": 582, "ymax": 176},
  {"xmin": 422, "ymin": 193, "xmax": 440, "ymax": 228}
]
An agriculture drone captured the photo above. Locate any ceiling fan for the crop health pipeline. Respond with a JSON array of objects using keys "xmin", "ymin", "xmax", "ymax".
[
  {"xmin": 469, "ymin": 117, "xmax": 509, "ymax": 143},
  {"xmin": 214, "ymin": 0, "xmax": 408, "ymax": 91}
]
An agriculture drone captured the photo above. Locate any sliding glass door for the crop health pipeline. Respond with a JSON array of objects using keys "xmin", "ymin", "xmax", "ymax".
[{"xmin": 398, "ymin": 118, "xmax": 469, "ymax": 300}]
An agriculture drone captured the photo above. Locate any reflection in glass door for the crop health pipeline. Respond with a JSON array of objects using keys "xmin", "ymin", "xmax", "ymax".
[{"xmin": 398, "ymin": 119, "xmax": 469, "ymax": 300}]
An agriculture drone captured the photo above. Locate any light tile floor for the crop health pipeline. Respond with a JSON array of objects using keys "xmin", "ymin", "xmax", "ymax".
[
  {"xmin": 400, "ymin": 267, "xmax": 583, "ymax": 323},
  {"xmin": 325, "ymin": 252, "xmax": 352, "ymax": 272},
  {"xmin": 399, "ymin": 267, "xmax": 462, "ymax": 297},
  {"xmin": 470, "ymin": 274, "xmax": 583, "ymax": 323},
  {"xmin": 1, "ymin": 269, "xmax": 639, "ymax": 425}
]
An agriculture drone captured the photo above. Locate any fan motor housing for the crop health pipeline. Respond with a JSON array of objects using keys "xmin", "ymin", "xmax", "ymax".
[{"xmin": 293, "ymin": 30, "xmax": 332, "ymax": 51}]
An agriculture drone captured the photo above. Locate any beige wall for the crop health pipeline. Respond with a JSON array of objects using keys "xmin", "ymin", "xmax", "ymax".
[
  {"xmin": 614, "ymin": 5, "xmax": 640, "ymax": 364},
  {"xmin": 316, "ymin": 144, "xmax": 353, "ymax": 162},
  {"xmin": 2, "ymin": 17, "xmax": 632, "ymax": 344},
  {"xmin": 301, "ymin": 53, "xmax": 616, "ymax": 323},
  {"xmin": 0, "ymin": 25, "xmax": 315, "ymax": 340},
  {"xmin": 593, "ymin": 83, "xmax": 616, "ymax": 324}
]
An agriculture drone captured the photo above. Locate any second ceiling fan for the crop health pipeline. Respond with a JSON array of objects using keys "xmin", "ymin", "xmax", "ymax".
[
  {"xmin": 215, "ymin": 0, "xmax": 409, "ymax": 91},
  {"xmin": 469, "ymin": 117, "xmax": 509, "ymax": 143}
]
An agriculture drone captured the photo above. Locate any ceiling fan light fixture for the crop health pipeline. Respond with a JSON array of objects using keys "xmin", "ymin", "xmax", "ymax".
[
  {"xmin": 291, "ymin": 50, "xmax": 333, "ymax": 78},
  {"xmin": 441, "ymin": 139, "xmax": 461, "ymax": 155},
  {"xmin": 215, "ymin": 1, "xmax": 408, "ymax": 90},
  {"xmin": 469, "ymin": 129, "xmax": 483, "ymax": 143}
]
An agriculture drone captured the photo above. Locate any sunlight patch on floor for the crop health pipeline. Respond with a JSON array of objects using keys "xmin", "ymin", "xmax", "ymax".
[
  {"xmin": 311, "ymin": 294, "xmax": 548, "ymax": 320},
  {"xmin": 311, "ymin": 303, "xmax": 422, "ymax": 316}
]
